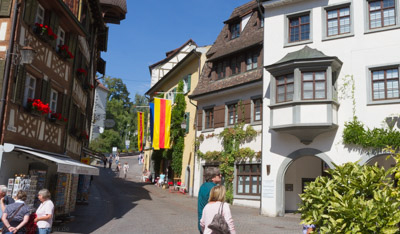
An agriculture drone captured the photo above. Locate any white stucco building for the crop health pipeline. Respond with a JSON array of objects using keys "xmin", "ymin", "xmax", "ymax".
[
  {"xmin": 261, "ymin": 0, "xmax": 400, "ymax": 216},
  {"xmin": 90, "ymin": 80, "xmax": 109, "ymax": 141}
]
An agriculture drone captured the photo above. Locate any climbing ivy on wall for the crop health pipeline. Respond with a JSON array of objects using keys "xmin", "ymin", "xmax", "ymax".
[{"xmin": 197, "ymin": 101, "xmax": 259, "ymax": 203}]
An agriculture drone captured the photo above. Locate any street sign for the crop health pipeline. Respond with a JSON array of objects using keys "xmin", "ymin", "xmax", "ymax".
[{"xmin": 104, "ymin": 119, "xmax": 115, "ymax": 128}]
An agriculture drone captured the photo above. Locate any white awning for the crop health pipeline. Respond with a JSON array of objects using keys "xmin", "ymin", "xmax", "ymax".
[{"xmin": 16, "ymin": 149, "xmax": 99, "ymax": 176}]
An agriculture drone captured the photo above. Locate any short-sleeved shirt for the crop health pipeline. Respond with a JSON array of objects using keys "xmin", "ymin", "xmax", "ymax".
[
  {"xmin": 36, "ymin": 200, "xmax": 54, "ymax": 228},
  {"xmin": 197, "ymin": 182, "xmax": 217, "ymax": 232},
  {"xmin": 4, "ymin": 201, "xmax": 30, "ymax": 225}
]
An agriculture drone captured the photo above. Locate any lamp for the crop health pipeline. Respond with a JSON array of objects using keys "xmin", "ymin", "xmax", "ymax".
[
  {"xmin": 180, "ymin": 121, "xmax": 187, "ymax": 129},
  {"xmin": 19, "ymin": 46, "xmax": 36, "ymax": 64}
]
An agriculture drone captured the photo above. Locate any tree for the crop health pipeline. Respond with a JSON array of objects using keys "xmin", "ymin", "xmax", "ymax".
[
  {"xmin": 89, "ymin": 129, "xmax": 123, "ymax": 152},
  {"xmin": 104, "ymin": 77, "xmax": 132, "ymax": 108}
]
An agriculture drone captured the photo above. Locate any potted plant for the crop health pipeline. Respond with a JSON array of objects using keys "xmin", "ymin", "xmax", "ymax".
[
  {"xmin": 58, "ymin": 45, "xmax": 74, "ymax": 60},
  {"xmin": 34, "ymin": 23, "xmax": 57, "ymax": 42},
  {"xmin": 76, "ymin": 68, "xmax": 88, "ymax": 79},
  {"xmin": 26, "ymin": 99, "xmax": 51, "ymax": 116}
]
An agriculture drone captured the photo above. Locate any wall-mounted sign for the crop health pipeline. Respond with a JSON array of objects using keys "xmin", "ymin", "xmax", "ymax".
[{"xmin": 386, "ymin": 117, "xmax": 400, "ymax": 129}]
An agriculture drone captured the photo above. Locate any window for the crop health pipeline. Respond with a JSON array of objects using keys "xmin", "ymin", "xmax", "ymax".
[
  {"xmin": 50, "ymin": 89, "xmax": 58, "ymax": 114},
  {"xmin": 183, "ymin": 75, "xmax": 191, "ymax": 94},
  {"xmin": 302, "ymin": 72, "xmax": 326, "ymax": 100},
  {"xmin": 230, "ymin": 57, "xmax": 241, "ymax": 76},
  {"xmin": 56, "ymin": 27, "xmax": 65, "ymax": 51},
  {"xmin": 204, "ymin": 108, "xmax": 214, "ymax": 129},
  {"xmin": 277, "ymin": 74, "xmax": 294, "ymax": 103},
  {"xmin": 23, "ymin": 75, "xmax": 36, "ymax": 107},
  {"xmin": 327, "ymin": 7, "xmax": 351, "ymax": 36},
  {"xmin": 227, "ymin": 103, "xmax": 238, "ymax": 125},
  {"xmin": 371, "ymin": 68, "xmax": 399, "ymax": 100},
  {"xmin": 35, "ymin": 4, "xmax": 45, "ymax": 24},
  {"xmin": 369, "ymin": 0, "xmax": 396, "ymax": 29},
  {"xmin": 230, "ymin": 23, "xmax": 240, "ymax": 39},
  {"xmin": 289, "ymin": 14, "xmax": 310, "ymax": 42},
  {"xmin": 246, "ymin": 53, "xmax": 258, "ymax": 71},
  {"xmin": 237, "ymin": 164, "xmax": 261, "ymax": 195},
  {"xmin": 253, "ymin": 99, "xmax": 262, "ymax": 122}
]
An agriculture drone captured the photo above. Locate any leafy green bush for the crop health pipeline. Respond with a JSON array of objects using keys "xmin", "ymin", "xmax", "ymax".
[{"xmin": 298, "ymin": 162, "xmax": 400, "ymax": 233}]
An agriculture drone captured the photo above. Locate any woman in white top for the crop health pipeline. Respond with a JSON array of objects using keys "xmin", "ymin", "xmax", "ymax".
[
  {"xmin": 34, "ymin": 189, "xmax": 54, "ymax": 234},
  {"xmin": 200, "ymin": 185, "xmax": 236, "ymax": 234},
  {"xmin": 123, "ymin": 162, "xmax": 130, "ymax": 179}
]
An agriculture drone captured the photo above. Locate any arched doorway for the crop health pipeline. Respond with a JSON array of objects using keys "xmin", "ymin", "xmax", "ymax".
[
  {"xmin": 276, "ymin": 148, "xmax": 334, "ymax": 215},
  {"xmin": 284, "ymin": 156, "xmax": 330, "ymax": 212}
]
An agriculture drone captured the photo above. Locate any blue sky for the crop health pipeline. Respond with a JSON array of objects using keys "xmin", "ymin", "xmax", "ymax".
[{"xmin": 101, "ymin": 0, "xmax": 251, "ymax": 100}]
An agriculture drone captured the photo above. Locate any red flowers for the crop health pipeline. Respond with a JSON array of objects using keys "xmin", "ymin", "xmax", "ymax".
[
  {"xmin": 81, "ymin": 131, "xmax": 89, "ymax": 140},
  {"xmin": 168, "ymin": 181, "xmax": 173, "ymax": 186},
  {"xmin": 77, "ymin": 68, "xmax": 88, "ymax": 77},
  {"xmin": 177, "ymin": 181, "xmax": 181, "ymax": 186},
  {"xmin": 35, "ymin": 23, "xmax": 57, "ymax": 40},
  {"xmin": 50, "ymin": 112, "xmax": 68, "ymax": 122},
  {"xmin": 27, "ymin": 99, "xmax": 50, "ymax": 115},
  {"xmin": 58, "ymin": 45, "xmax": 74, "ymax": 59}
]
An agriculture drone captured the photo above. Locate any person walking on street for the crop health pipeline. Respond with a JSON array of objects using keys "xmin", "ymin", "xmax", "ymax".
[
  {"xmin": 108, "ymin": 155, "xmax": 113, "ymax": 169},
  {"xmin": 102, "ymin": 157, "xmax": 107, "ymax": 169},
  {"xmin": 34, "ymin": 189, "xmax": 54, "ymax": 234},
  {"xmin": 116, "ymin": 163, "xmax": 121, "ymax": 178},
  {"xmin": 123, "ymin": 162, "xmax": 130, "ymax": 179},
  {"xmin": 197, "ymin": 167, "xmax": 222, "ymax": 233},
  {"xmin": 200, "ymin": 185, "xmax": 236, "ymax": 234},
  {"xmin": 115, "ymin": 153, "xmax": 120, "ymax": 165},
  {"xmin": 1, "ymin": 190, "xmax": 30, "ymax": 234},
  {"xmin": 0, "ymin": 185, "xmax": 15, "ymax": 230}
]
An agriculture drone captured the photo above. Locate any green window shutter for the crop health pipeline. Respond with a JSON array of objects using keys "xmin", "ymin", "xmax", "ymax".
[
  {"xmin": 0, "ymin": 0, "xmax": 12, "ymax": 17},
  {"xmin": 185, "ymin": 112, "xmax": 190, "ymax": 133},
  {"xmin": 40, "ymin": 79, "xmax": 48, "ymax": 103},
  {"xmin": 23, "ymin": 0, "xmax": 38, "ymax": 25},
  {"xmin": 0, "ymin": 60, "xmax": 5, "ymax": 93},
  {"xmin": 49, "ymin": 12, "xmax": 59, "ymax": 48},
  {"xmin": 15, "ymin": 65, "xmax": 26, "ymax": 105},
  {"xmin": 68, "ymin": 34, "xmax": 77, "ymax": 59},
  {"xmin": 187, "ymin": 74, "xmax": 191, "ymax": 93}
]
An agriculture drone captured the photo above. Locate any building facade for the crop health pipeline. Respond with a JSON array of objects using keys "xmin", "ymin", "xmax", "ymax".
[
  {"xmin": 144, "ymin": 40, "xmax": 209, "ymax": 195},
  {"xmin": 190, "ymin": 1, "xmax": 264, "ymax": 208},
  {"xmin": 90, "ymin": 80, "xmax": 108, "ymax": 141},
  {"xmin": 261, "ymin": 0, "xmax": 400, "ymax": 216},
  {"xmin": 0, "ymin": 0, "xmax": 126, "ymax": 216}
]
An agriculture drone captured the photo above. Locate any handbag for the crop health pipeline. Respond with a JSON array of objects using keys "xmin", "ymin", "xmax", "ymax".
[{"xmin": 207, "ymin": 202, "xmax": 230, "ymax": 234}]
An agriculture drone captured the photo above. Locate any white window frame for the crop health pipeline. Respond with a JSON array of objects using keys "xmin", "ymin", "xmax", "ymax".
[
  {"xmin": 35, "ymin": 4, "xmax": 45, "ymax": 24},
  {"xmin": 23, "ymin": 75, "xmax": 36, "ymax": 107},
  {"xmin": 50, "ymin": 89, "xmax": 58, "ymax": 114},
  {"xmin": 56, "ymin": 27, "xmax": 65, "ymax": 51}
]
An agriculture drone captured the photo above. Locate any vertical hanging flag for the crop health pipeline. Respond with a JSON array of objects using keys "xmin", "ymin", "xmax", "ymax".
[
  {"xmin": 149, "ymin": 102, "xmax": 154, "ymax": 146},
  {"xmin": 137, "ymin": 112, "xmax": 144, "ymax": 151},
  {"xmin": 152, "ymin": 98, "xmax": 172, "ymax": 150}
]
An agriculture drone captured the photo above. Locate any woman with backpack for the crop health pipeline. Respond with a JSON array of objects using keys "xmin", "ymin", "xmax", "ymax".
[{"xmin": 200, "ymin": 185, "xmax": 236, "ymax": 234}]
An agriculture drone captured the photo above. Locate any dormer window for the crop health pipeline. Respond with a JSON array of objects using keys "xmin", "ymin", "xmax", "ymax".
[{"xmin": 230, "ymin": 22, "xmax": 240, "ymax": 39}]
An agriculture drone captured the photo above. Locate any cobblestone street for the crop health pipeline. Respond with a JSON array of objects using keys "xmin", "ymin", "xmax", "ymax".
[{"xmin": 54, "ymin": 155, "xmax": 302, "ymax": 234}]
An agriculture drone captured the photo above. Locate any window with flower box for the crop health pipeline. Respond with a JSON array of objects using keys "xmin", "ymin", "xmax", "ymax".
[
  {"xmin": 23, "ymin": 75, "xmax": 36, "ymax": 107},
  {"xmin": 236, "ymin": 164, "xmax": 261, "ymax": 195},
  {"xmin": 35, "ymin": 4, "xmax": 45, "ymax": 25},
  {"xmin": 56, "ymin": 27, "xmax": 65, "ymax": 51},
  {"xmin": 49, "ymin": 89, "xmax": 58, "ymax": 114}
]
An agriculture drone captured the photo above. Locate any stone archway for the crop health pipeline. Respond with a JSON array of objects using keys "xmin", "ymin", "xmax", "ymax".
[{"xmin": 275, "ymin": 148, "xmax": 334, "ymax": 216}]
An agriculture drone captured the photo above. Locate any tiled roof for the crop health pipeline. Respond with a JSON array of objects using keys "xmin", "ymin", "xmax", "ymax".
[
  {"xmin": 99, "ymin": 0, "xmax": 127, "ymax": 13},
  {"xmin": 96, "ymin": 79, "xmax": 109, "ymax": 91},
  {"xmin": 191, "ymin": 0, "xmax": 264, "ymax": 98}
]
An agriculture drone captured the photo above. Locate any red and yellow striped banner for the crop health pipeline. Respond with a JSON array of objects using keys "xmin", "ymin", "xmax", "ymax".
[
  {"xmin": 138, "ymin": 112, "xmax": 144, "ymax": 151},
  {"xmin": 152, "ymin": 98, "xmax": 171, "ymax": 150}
]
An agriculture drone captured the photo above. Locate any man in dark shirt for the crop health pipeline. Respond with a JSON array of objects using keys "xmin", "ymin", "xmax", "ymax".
[
  {"xmin": 0, "ymin": 185, "xmax": 15, "ymax": 230},
  {"xmin": 197, "ymin": 167, "xmax": 221, "ymax": 233}
]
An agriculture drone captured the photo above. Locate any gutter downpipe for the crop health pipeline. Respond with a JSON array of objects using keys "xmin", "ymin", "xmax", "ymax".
[{"xmin": 0, "ymin": 0, "xmax": 20, "ymax": 145}]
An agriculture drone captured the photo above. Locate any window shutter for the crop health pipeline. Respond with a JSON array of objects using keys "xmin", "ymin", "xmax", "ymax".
[
  {"xmin": 185, "ymin": 112, "xmax": 190, "ymax": 133},
  {"xmin": 197, "ymin": 109, "xmax": 202, "ymax": 131},
  {"xmin": 15, "ymin": 65, "xmax": 26, "ymax": 105},
  {"xmin": 0, "ymin": 0, "xmax": 12, "ymax": 17},
  {"xmin": 40, "ymin": 79, "xmax": 48, "ymax": 103},
  {"xmin": 62, "ymin": 95, "xmax": 70, "ymax": 119},
  {"xmin": 57, "ymin": 92, "xmax": 63, "ymax": 113},
  {"xmin": 23, "ymin": 0, "xmax": 38, "ymax": 25},
  {"xmin": 0, "ymin": 60, "xmax": 5, "ymax": 93},
  {"xmin": 68, "ymin": 34, "xmax": 77, "ymax": 59},
  {"xmin": 187, "ymin": 75, "xmax": 191, "ymax": 93},
  {"xmin": 49, "ymin": 12, "xmax": 59, "ymax": 48}
]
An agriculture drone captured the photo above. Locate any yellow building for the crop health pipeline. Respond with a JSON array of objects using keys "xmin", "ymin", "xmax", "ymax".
[{"xmin": 144, "ymin": 39, "xmax": 210, "ymax": 195}]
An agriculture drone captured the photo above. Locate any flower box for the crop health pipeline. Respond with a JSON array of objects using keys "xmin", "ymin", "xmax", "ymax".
[
  {"xmin": 34, "ymin": 23, "xmax": 57, "ymax": 43},
  {"xmin": 58, "ymin": 45, "xmax": 74, "ymax": 60},
  {"xmin": 26, "ymin": 99, "xmax": 51, "ymax": 116},
  {"xmin": 49, "ymin": 113, "xmax": 68, "ymax": 125}
]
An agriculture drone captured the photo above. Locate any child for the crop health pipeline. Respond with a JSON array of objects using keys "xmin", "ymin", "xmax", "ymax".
[{"xmin": 123, "ymin": 162, "xmax": 129, "ymax": 179}]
